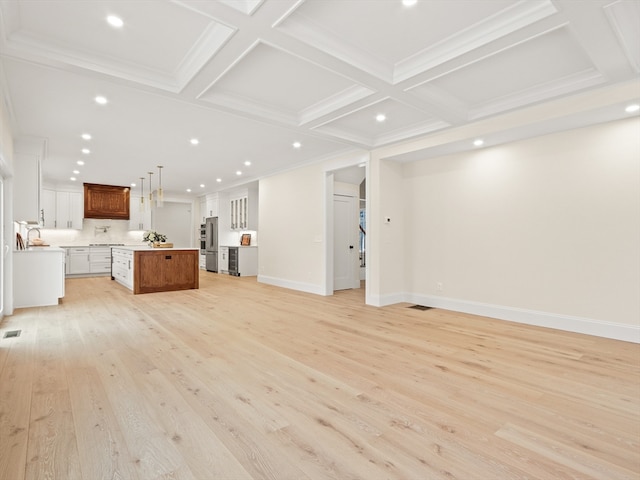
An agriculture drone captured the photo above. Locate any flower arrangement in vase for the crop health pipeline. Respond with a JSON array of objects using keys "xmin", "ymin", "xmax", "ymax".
[{"xmin": 143, "ymin": 230, "xmax": 167, "ymax": 247}]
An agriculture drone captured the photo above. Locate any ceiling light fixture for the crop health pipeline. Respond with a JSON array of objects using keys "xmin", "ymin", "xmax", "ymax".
[
  {"xmin": 186, "ymin": 188, "xmax": 192, "ymax": 193},
  {"xmin": 375, "ymin": 113, "xmax": 386, "ymax": 122},
  {"xmin": 156, "ymin": 166, "xmax": 164, "ymax": 208},
  {"xmin": 244, "ymin": 161, "xmax": 251, "ymax": 166},
  {"xmin": 139, "ymin": 177, "xmax": 145, "ymax": 212},
  {"xmin": 94, "ymin": 95, "xmax": 108, "ymax": 105},
  {"xmin": 236, "ymin": 170, "xmax": 242, "ymax": 176},
  {"xmin": 216, "ymin": 178, "xmax": 222, "ymax": 183},
  {"xmin": 77, "ymin": 160, "xmax": 85, "ymax": 166},
  {"xmin": 473, "ymin": 139, "xmax": 484, "ymax": 147},
  {"xmin": 148, "ymin": 171, "xmax": 153, "ymax": 204},
  {"xmin": 292, "ymin": 141, "xmax": 301, "ymax": 149},
  {"xmin": 81, "ymin": 133, "xmax": 91, "ymax": 140},
  {"xmin": 190, "ymin": 138, "xmax": 199, "ymax": 145},
  {"xmin": 625, "ymin": 104, "xmax": 640, "ymax": 113},
  {"xmin": 106, "ymin": 15, "xmax": 124, "ymax": 28},
  {"xmin": 402, "ymin": 0, "xmax": 418, "ymax": 6},
  {"xmin": 82, "ymin": 148, "xmax": 90, "ymax": 154},
  {"xmin": 70, "ymin": 177, "xmax": 77, "ymax": 182},
  {"xmin": 73, "ymin": 170, "xmax": 80, "ymax": 174},
  {"xmin": 200, "ymin": 184, "xmax": 205, "ymax": 188}
]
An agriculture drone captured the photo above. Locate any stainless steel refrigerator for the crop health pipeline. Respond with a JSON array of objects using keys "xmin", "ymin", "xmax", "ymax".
[{"xmin": 205, "ymin": 216, "xmax": 218, "ymax": 272}]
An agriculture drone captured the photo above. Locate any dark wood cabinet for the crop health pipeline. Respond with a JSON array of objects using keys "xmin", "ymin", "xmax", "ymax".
[
  {"xmin": 84, "ymin": 183, "xmax": 130, "ymax": 220},
  {"xmin": 134, "ymin": 249, "xmax": 199, "ymax": 294}
]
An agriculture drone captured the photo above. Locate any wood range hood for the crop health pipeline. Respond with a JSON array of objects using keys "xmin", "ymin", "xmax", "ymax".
[{"xmin": 83, "ymin": 183, "xmax": 130, "ymax": 220}]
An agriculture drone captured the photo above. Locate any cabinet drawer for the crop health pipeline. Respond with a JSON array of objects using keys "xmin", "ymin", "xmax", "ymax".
[{"xmin": 90, "ymin": 263, "xmax": 111, "ymax": 273}]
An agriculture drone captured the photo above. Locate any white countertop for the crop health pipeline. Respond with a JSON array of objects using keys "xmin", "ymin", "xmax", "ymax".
[
  {"xmin": 112, "ymin": 246, "xmax": 199, "ymax": 252},
  {"xmin": 15, "ymin": 247, "xmax": 65, "ymax": 253}
]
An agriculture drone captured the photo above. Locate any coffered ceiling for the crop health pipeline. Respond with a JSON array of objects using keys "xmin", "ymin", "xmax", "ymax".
[{"xmin": 0, "ymin": 0, "xmax": 638, "ymax": 196}]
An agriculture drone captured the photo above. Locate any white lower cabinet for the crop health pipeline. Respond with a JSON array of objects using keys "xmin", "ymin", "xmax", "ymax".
[
  {"xmin": 89, "ymin": 247, "xmax": 112, "ymax": 274},
  {"xmin": 219, "ymin": 246, "xmax": 229, "ymax": 273},
  {"xmin": 67, "ymin": 247, "xmax": 90, "ymax": 275},
  {"xmin": 111, "ymin": 248, "xmax": 134, "ymax": 290},
  {"xmin": 65, "ymin": 246, "xmax": 113, "ymax": 276}
]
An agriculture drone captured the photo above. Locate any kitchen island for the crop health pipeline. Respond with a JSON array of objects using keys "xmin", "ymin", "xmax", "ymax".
[{"xmin": 111, "ymin": 246, "xmax": 199, "ymax": 294}]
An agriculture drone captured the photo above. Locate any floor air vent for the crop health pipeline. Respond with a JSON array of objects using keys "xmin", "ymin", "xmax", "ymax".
[
  {"xmin": 409, "ymin": 305, "xmax": 432, "ymax": 311},
  {"xmin": 3, "ymin": 330, "xmax": 21, "ymax": 338}
]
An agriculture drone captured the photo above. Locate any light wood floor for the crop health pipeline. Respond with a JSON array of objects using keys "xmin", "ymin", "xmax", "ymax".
[{"xmin": 1, "ymin": 273, "xmax": 638, "ymax": 480}]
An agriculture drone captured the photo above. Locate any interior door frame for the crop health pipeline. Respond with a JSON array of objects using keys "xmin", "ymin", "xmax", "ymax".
[{"xmin": 323, "ymin": 153, "xmax": 369, "ymax": 298}]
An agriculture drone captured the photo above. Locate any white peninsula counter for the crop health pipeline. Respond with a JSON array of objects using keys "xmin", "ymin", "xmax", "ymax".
[
  {"xmin": 111, "ymin": 246, "xmax": 199, "ymax": 294},
  {"xmin": 13, "ymin": 247, "xmax": 65, "ymax": 308}
]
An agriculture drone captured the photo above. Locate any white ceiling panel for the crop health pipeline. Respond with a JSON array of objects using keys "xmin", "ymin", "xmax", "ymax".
[
  {"xmin": 314, "ymin": 98, "xmax": 448, "ymax": 147},
  {"xmin": 411, "ymin": 26, "xmax": 604, "ymax": 119},
  {"xmin": 276, "ymin": 0, "xmax": 557, "ymax": 83},
  {"xmin": 200, "ymin": 42, "xmax": 373, "ymax": 124},
  {"xmin": 0, "ymin": 0, "xmax": 235, "ymax": 92}
]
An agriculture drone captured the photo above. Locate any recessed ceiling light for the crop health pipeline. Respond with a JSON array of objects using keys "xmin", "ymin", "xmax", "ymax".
[
  {"xmin": 186, "ymin": 188, "xmax": 192, "ymax": 193},
  {"xmin": 190, "ymin": 138, "xmax": 199, "ymax": 145},
  {"xmin": 200, "ymin": 184, "xmax": 205, "ymax": 188},
  {"xmin": 131, "ymin": 182, "xmax": 136, "ymax": 187},
  {"xmin": 244, "ymin": 161, "xmax": 251, "ymax": 166},
  {"xmin": 73, "ymin": 170, "xmax": 80, "ymax": 174},
  {"xmin": 82, "ymin": 148, "xmax": 90, "ymax": 154},
  {"xmin": 292, "ymin": 141, "xmax": 301, "ymax": 149},
  {"xmin": 216, "ymin": 178, "xmax": 222, "ymax": 183},
  {"xmin": 473, "ymin": 139, "xmax": 484, "ymax": 147},
  {"xmin": 236, "ymin": 171, "xmax": 242, "ymax": 176},
  {"xmin": 95, "ymin": 95, "xmax": 108, "ymax": 105},
  {"xmin": 402, "ymin": 0, "xmax": 418, "ymax": 6},
  {"xmin": 81, "ymin": 133, "xmax": 91, "ymax": 140},
  {"xmin": 625, "ymin": 104, "xmax": 640, "ymax": 113},
  {"xmin": 106, "ymin": 15, "xmax": 124, "ymax": 28},
  {"xmin": 70, "ymin": 177, "xmax": 77, "ymax": 182},
  {"xmin": 375, "ymin": 113, "xmax": 386, "ymax": 122},
  {"xmin": 77, "ymin": 160, "xmax": 85, "ymax": 166}
]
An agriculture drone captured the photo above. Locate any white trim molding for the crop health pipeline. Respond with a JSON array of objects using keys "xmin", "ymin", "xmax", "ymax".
[
  {"xmin": 258, "ymin": 275, "xmax": 328, "ymax": 296},
  {"xmin": 373, "ymin": 292, "xmax": 639, "ymax": 344}
]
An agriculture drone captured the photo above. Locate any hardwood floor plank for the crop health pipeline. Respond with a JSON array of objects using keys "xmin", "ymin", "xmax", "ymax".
[
  {"xmin": 0, "ymin": 315, "xmax": 35, "ymax": 480},
  {"xmin": 24, "ymin": 311, "xmax": 82, "ymax": 480},
  {"xmin": 1, "ymin": 273, "xmax": 638, "ymax": 480}
]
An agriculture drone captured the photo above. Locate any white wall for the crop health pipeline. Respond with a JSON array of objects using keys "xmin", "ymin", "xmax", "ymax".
[
  {"xmin": 258, "ymin": 161, "xmax": 326, "ymax": 294},
  {"xmin": 153, "ymin": 201, "xmax": 193, "ymax": 248},
  {"xmin": 382, "ymin": 117, "xmax": 639, "ymax": 340},
  {"xmin": 0, "ymin": 83, "xmax": 14, "ymax": 316}
]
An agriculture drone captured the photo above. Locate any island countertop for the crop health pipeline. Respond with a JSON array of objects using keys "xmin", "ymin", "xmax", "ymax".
[{"xmin": 112, "ymin": 246, "xmax": 199, "ymax": 252}]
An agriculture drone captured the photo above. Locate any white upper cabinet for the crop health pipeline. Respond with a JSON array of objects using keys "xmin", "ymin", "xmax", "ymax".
[
  {"xmin": 129, "ymin": 194, "xmax": 151, "ymax": 230},
  {"xmin": 55, "ymin": 191, "xmax": 83, "ymax": 229},
  {"xmin": 13, "ymin": 138, "xmax": 45, "ymax": 223},
  {"xmin": 41, "ymin": 189, "xmax": 56, "ymax": 228}
]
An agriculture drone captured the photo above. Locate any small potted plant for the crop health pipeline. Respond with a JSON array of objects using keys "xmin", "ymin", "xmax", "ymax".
[{"xmin": 143, "ymin": 230, "xmax": 167, "ymax": 247}]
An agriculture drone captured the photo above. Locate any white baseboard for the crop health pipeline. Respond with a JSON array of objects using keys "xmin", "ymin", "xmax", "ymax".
[
  {"xmin": 258, "ymin": 275, "xmax": 328, "ymax": 296},
  {"xmin": 405, "ymin": 293, "xmax": 640, "ymax": 344}
]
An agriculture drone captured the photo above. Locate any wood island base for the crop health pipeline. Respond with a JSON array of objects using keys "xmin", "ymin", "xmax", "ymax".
[{"xmin": 112, "ymin": 247, "xmax": 199, "ymax": 294}]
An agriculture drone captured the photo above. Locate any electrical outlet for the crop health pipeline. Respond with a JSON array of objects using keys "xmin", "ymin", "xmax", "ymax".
[{"xmin": 436, "ymin": 282, "xmax": 443, "ymax": 292}]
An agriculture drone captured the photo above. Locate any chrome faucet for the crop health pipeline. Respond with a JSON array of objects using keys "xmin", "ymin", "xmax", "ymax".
[{"xmin": 26, "ymin": 227, "xmax": 41, "ymax": 247}]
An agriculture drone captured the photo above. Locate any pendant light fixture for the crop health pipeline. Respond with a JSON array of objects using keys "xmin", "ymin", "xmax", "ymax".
[
  {"xmin": 157, "ymin": 165, "xmax": 164, "ymax": 208},
  {"xmin": 148, "ymin": 171, "xmax": 153, "ymax": 205},
  {"xmin": 139, "ymin": 177, "xmax": 145, "ymax": 212}
]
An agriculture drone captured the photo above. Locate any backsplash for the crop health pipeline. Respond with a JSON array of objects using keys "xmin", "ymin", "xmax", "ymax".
[{"xmin": 22, "ymin": 218, "xmax": 148, "ymax": 247}]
